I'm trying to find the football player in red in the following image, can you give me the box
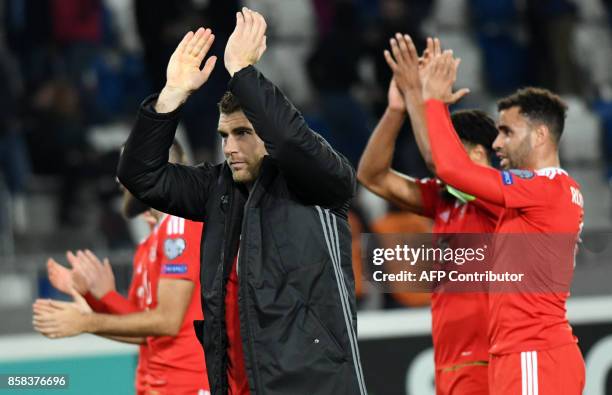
[35,142,210,395]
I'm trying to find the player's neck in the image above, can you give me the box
[150,209,163,221]
[532,152,561,171]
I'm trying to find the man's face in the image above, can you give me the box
[493,106,534,170]
[218,110,267,184]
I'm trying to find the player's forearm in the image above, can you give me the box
[425,100,504,204]
[155,86,190,114]
[404,92,434,172]
[97,334,146,345]
[357,108,405,189]
[425,100,474,180]
[83,311,180,337]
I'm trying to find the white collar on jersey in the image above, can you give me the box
[534,167,568,179]
[153,213,169,233]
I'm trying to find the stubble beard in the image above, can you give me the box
[508,136,533,169]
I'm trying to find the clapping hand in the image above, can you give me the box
[224,7,268,77]
[156,27,217,113]
[421,49,469,105]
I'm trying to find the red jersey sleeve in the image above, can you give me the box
[497,169,552,209]
[417,178,442,218]
[158,217,203,282]
[84,292,109,313]
[425,100,506,206]
[100,290,141,314]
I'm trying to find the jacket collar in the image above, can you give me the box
[247,157,277,207]
[221,156,278,208]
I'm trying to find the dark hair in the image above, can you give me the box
[497,87,568,142]
[218,91,242,115]
[451,109,497,154]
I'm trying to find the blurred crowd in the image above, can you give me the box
[2,0,612,308]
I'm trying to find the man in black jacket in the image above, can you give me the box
[117,7,366,395]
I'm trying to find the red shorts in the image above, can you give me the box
[136,373,147,395]
[141,388,209,395]
[489,343,585,395]
[142,384,209,395]
[435,364,488,395]
[143,371,209,395]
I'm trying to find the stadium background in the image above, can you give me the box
[0,0,611,394]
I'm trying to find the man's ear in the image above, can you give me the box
[255,133,268,156]
[470,144,488,165]
[533,124,549,147]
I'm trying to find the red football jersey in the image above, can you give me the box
[141,215,209,392]
[419,179,500,369]
[129,236,154,393]
[97,234,156,394]
[225,252,250,394]
[489,168,583,355]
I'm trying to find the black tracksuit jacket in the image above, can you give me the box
[117,66,367,395]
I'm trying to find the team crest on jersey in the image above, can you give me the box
[509,169,535,179]
[164,238,186,259]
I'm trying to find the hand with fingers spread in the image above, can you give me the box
[71,250,116,299]
[156,27,217,113]
[47,258,74,295]
[385,36,441,113]
[33,294,91,339]
[224,7,267,77]
[384,34,422,99]
[421,50,470,105]
[47,255,88,295]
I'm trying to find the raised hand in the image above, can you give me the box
[421,50,470,105]
[419,37,442,79]
[46,258,73,295]
[70,250,116,299]
[224,7,267,77]
[156,27,217,113]
[166,27,217,93]
[384,34,422,98]
[47,255,88,295]
[65,251,90,293]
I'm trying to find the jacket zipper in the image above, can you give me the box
[239,174,263,393]
[219,188,234,392]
